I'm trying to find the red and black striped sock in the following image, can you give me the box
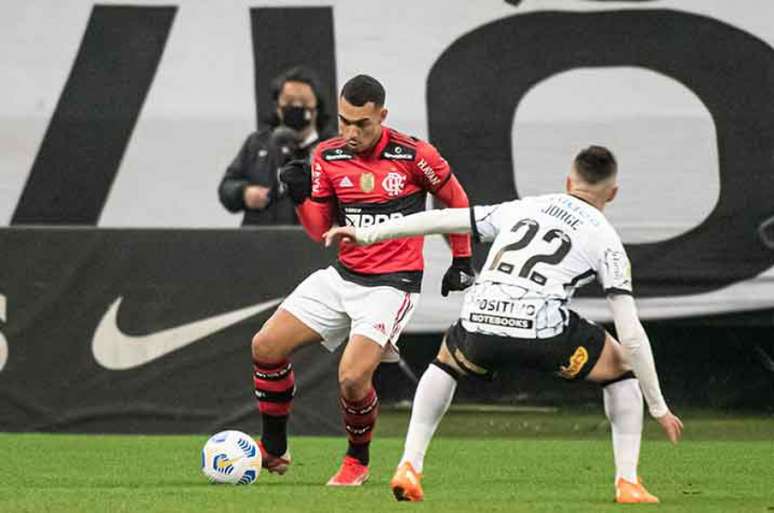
[340,387,378,466]
[253,359,295,457]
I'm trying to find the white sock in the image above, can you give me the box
[399,363,457,473]
[603,378,643,484]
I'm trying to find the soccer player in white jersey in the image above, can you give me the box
[323,146,684,503]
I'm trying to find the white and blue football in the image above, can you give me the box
[201,430,262,485]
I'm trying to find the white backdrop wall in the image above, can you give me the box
[2,0,774,327]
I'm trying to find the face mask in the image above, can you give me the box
[280,105,312,130]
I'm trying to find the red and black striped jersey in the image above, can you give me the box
[310,126,457,292]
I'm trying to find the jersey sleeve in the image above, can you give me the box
[310,152,334,201]
[596,229,634,296]
[469,200,518,243]
[412,141,452,193]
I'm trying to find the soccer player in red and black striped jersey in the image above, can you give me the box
[250,75,474,485]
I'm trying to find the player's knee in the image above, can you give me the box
[436,341,455,365]
[251,329,283,363]
[436,340,466,376]
[338,369,372,401]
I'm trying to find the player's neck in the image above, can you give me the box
[568,191,606,212]
[358,126,384,155]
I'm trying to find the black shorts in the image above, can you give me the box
[444,310,606,381]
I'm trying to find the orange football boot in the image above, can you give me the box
[390,462,424,502]
[615,477,660,504]
[326,456,369,486]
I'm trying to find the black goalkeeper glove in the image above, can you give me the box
[441,256,476,297]
[278,159,311,205]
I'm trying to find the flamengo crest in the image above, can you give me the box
[382,172,407,197]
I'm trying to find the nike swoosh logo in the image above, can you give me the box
[0,294,7,373]
[92,297,283,370]
[0,335,7,373]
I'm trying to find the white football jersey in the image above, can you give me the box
[460,193,632,339]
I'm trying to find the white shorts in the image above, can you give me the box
[280,266,420,361]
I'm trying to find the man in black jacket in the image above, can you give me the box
[219,66,334,225]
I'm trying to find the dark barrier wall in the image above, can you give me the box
[384,328,774,413]
[0,227,343,434]
[2,227,773,435]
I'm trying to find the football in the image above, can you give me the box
[201,430,262,485]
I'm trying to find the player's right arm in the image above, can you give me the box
[296,199,335,243]
[322,202,515,246]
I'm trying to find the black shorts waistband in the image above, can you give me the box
[333,261,422,293]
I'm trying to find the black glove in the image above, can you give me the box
[278,159,311,205]
[441,256,476,297]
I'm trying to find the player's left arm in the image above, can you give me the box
[415,143,472,258]
[600,240,683,442]
[415,142,475,296]
[608,294,683,443]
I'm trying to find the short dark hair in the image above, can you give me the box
[268,65,331,132]
[340,74,385,107]
[573,145,617,184]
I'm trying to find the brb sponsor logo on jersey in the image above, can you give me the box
[343,208,403,228]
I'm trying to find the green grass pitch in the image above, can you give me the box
[0,411,772,513]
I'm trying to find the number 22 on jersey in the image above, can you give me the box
[488,218,572,286]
